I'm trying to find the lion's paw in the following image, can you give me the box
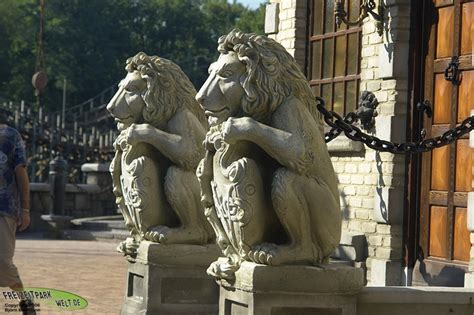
[248,243,317,266]
[247,242,277,265]
[144,226,208,244]
[143,226,170,243]
[117,237,139,258]
[207,260,238,282]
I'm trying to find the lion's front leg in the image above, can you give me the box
[220,116,307,173]
[125,123,160,146]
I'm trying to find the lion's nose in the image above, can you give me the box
[195,90,206,105]
[107,87,124,113]
[106,100,114,112]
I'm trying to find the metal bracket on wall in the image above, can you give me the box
[334,0,384,36]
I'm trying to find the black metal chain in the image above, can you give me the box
[316,97,474,154]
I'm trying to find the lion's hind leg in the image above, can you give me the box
[248,168,321,266]
[149,166,210,244]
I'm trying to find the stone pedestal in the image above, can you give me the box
[121,241,221,315]
[218,260,364,315]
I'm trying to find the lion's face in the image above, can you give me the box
[107,71,147,131]
[196,52,246,126]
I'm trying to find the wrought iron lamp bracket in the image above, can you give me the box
[335,0,384,36]
[444,56,461,85]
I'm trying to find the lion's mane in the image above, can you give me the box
[217,29,318,123]
[125,52,206,128]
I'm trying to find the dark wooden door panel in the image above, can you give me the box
[416,0,474,287]
[461,2,474,55]
[429,206,448,258]
[457,70,474,121]
[455,139,472,191]
[431,146,450,190]
[436,6,455,58]
[453,207,470,261]
[433,74,452,123]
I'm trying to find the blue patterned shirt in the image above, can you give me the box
[0,126,26,218]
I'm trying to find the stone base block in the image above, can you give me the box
[369,258,402,286]
[121,241,221,315]
[464,272,474,288]
[218,260,364,315]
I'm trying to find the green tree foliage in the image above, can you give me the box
[0,0,264,110]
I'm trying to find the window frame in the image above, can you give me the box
[306,0,363,116]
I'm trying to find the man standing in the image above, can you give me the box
[0,109,34,314]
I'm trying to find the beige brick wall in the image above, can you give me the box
[355,0,411,285]
[267,0,307,69]
[267,0,412,286]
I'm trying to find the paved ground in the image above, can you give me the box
[1,234,127,315]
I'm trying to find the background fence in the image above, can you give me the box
[1,84,118,183]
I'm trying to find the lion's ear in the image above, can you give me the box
[141,73,152,81]
[161,79,172,89]
[260,55,278,75]
[240,49,259,64]
[156,72,172,89]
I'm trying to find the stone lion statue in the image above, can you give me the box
[108,52,213,256]
[196,29,341,281]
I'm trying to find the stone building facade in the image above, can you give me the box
[265,0,474,287]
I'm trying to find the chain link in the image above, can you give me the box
[316,97,474,154]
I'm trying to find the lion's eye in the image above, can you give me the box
[218,70,233,78]
[125,85,140,94]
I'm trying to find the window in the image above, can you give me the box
[307,0,362,116]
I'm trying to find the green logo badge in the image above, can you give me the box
[2,288,88,312]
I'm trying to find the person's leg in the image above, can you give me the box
[10,281,23,290]
[0,216,29,313]
[0,215,22,289]
[0,216,35,314]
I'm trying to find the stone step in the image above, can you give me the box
[62,228,129,242]
[63,215,129,242]
[71,215,126,231]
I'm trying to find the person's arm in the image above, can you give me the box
[12,129,30,231]
[16,165,30,231]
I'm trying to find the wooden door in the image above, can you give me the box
[415,0,474,286]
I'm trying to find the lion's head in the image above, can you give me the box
[107,52,206,130]
[196,29,317,124]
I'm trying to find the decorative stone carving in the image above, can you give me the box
[196,29,341,281]
[108,52,213,256]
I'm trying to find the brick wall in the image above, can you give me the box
[267,0,412,285]
[266,0,308,69]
